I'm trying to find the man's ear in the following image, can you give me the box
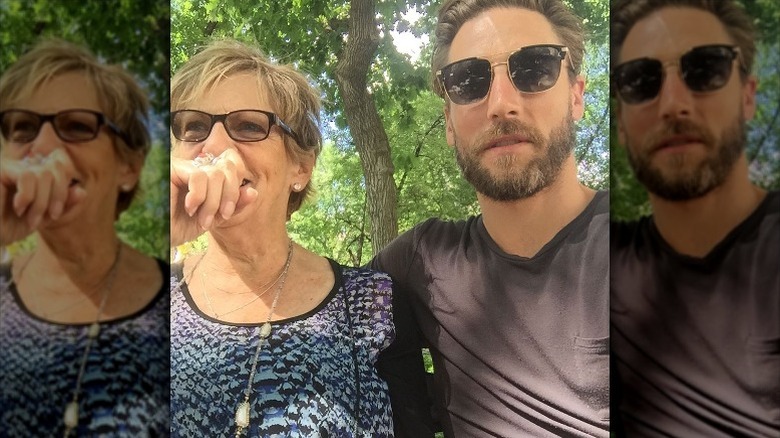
[742,75,757,121]
[444,104,455,147]
[570,75,586,121]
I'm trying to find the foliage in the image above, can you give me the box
[172,0,611,265]
[0,0,170,260]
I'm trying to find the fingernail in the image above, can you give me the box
[50,201,64,219]
[202,215,213,229]
[221,201,236,219]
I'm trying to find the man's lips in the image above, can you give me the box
[484,135,531,151]
[655,135,705,151]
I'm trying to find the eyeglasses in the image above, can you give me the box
[0,109,130,145]
[171,109,301,144]
[437,44,569,105]
[612,45,743,105]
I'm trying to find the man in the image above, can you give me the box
[610,0,780,436]
[371,0,609,436]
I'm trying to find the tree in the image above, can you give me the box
[172,0,611,265]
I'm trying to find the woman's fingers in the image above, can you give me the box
[172,150,248,228]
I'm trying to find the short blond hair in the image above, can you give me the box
[171,40,322,217]
[0,39,151,215]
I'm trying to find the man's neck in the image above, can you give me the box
[650,159,766,258]
[479,158,596,258]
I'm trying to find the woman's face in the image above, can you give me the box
[172,73,310,227]
[1,71,139,227]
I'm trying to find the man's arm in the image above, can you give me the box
[371,227,437,437]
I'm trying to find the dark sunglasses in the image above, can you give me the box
[0,109,130,145]
[437,44,569,105]
[171,109,300,145]
[612,45,743,105]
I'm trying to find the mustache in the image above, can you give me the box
[474,120,544,150]
[645,118,716,151]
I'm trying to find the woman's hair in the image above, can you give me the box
[0,39,151,215]
[171,39,323,217]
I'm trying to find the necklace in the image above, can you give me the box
[199,241,294,319]
[234,241,294,437]
[62,243,123,437]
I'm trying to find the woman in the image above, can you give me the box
[0,40,169,436]
[170,40,432,437]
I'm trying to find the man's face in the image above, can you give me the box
[616,7,757,201]
[443,7,585,201]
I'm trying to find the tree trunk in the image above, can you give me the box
[335,0,398,254]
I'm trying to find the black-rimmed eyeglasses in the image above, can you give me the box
[437,44,569,105]
[171,109,301,145]
[612,45,743,105]
[0,109,130,145]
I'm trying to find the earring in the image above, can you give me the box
[292,183,302,192]
[121,184,134,192]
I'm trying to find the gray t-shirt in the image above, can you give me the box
[611,191,780,437]
[371,191,610,437]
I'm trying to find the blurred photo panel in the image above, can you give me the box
[0,0,171,435]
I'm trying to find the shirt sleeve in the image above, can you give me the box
[370,228,437,437]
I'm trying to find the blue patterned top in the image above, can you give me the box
[170,259,396,437]
[0,260,171,437]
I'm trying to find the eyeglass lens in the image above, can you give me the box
[0,110,104,143]
[440,45,567,105]
[172,110,275,142]
[613,45,737,104]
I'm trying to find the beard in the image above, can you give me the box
[625,115,745,201]
[453,114,576,201]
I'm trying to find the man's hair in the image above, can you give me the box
[0,39,151,216]
[431,0,585,98]
[611,0,756,78]
[171,39,322,217]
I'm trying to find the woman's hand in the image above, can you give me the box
[170,149,258,246]
[0,150,85,246]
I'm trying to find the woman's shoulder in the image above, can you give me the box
[330,260,393,291]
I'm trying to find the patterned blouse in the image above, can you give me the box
[170,258,395,437]
[0,260,171,437]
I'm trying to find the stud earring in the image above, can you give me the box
[292,183,302,192]
[120,184,134,192]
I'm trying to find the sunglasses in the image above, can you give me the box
[437,44,569,105]
[612,45,743,105]
[0,109,130,145]
[171,109,300,145]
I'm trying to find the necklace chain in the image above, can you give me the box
[62,243,123,437]
[198,241,293,319]
[234,241,293,436]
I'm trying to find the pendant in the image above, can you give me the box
[235,401,250,428]
[259,322,272,339]
[64,401,79,428]
[87,322,100,339]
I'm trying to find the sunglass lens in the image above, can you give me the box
[509,46,564,93]
[681,46,734,92]
[614,59,664,104]
[441,58,492,105]
[173,111,211,142]
[55,111,100,142]
[1,111,40,143]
